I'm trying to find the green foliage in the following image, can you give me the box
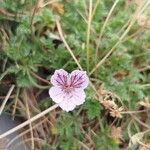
[38,97,52,110]
[0,0,149,149]
[55,113,81,150]
[84,98,101,120]
[95,132,119,150]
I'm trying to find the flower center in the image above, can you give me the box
[63,86,74,94]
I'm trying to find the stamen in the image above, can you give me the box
[63,86,74,94]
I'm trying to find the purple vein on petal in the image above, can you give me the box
[70,74,78,86]
[57,73,67,85]
[73,81,85,88]
[63,75,67,85]
[71,74,85,87]
[56,79,64,86]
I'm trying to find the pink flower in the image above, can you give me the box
[49,69,89,112]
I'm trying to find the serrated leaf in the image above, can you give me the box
[84,99,101,120]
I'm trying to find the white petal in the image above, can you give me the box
[71,89,86,106]
[69,70,89,89]
[49,86,64,103]
[51,69,68,87]
[59,99,76,112]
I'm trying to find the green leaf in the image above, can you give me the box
[84,99,101,120]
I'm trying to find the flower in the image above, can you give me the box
[49,69,89,112]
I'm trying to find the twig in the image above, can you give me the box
[91,0,100,18]
[0,8,15,17]
[121,109,149,114]
[76,139,91,150]
[90,1,149,75]
[0,104,58,139]
[142,84,150,88]
[56,18,83,70]
[31,71,50,85]
[27,70,50,89]
[0,85,15,115]
[7,118,47,149]
[30,0,41,39]
[86,0,93,71]
[95,0,120,65]
[132,115,150,129]
[41,0,60,8]
[24,90,35,150]
[14,138,51,149]
[12,88,20,120]
[0,95,15,99]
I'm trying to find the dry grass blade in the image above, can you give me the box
[14,137,51,149]
[91,0,100,18]
[0,104,58,139]
[0,84,15,115]
[56,18,83,70]
[12,88,20,120]
[86,0,93,71]
[41,0,60,8]
[31,71,50,85]
[76,139,91,150]
[95,0,120,65]
[7,118,47,149]
[0,8,14,17]
[90,0,150,75]
[24,91,35,150]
